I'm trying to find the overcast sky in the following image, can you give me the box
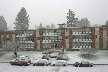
[0,0,108,29]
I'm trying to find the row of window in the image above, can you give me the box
[72,42,91,46]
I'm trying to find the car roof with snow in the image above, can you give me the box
[19,55,29,57]
[55,60,67,62]
[81,61,89,64]
[38,59,48,63]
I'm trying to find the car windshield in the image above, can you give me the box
[38,60,47,63]
[81,61,89,64]
[56,61,65,64]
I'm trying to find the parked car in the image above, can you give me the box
[42,54,50,60]
[74,61,93,67]
[42,50,52,54]
[51,60,67,66]
[33,59,49,66]
[49,52,59,58]
[10,55,31,66]
[57,54,68,61]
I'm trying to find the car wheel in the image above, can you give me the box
[90,65,93,67]
[10,62,12,65]
[46,64,48,66]
[33,64,35,66]
[53,64,55,66]
[20,64,23,66]
[63,64,65,66]
[24,64,28,66]
[75,65,78,67]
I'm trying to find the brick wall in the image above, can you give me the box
[91,28,95,48]
[99,27,103,48]
[69,29,72,48]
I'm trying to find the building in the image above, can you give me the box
[0,25,108,50]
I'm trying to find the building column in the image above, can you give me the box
[99,27,103,49]
[39,29,43,49]
[107,28,108,48]
[62,28,66,48]
[0,33,1,47]
[91,28,95,48]
[15,31,18,42]
[69,29,72,48]
[9,31,12,42]
[34,30,37,49]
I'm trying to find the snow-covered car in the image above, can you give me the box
[18,55,31,63]
[51,60,67,66]
[10,55,31,66]
[57,54,68,61]
[74,61,93,67]
[10,58,30,66]
[33,59,49,66]
[49,52,59,58]
[42,54,50,60]
[42,50,52,54]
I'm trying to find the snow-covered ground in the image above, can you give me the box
[67,50,108,64]
[0,50,108,64]
[0,50,108,72]
[0,63,108,72]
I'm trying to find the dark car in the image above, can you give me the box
[33,59,49,66]
[42,54,50,60]
[74,61,93,67]
[57,54,68,61]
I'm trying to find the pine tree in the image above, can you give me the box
[105,21,108,26]
[14,7,30,30]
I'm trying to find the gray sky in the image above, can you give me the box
[0,0,108,29]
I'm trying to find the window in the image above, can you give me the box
[36,37,40,40]
[65,36,69,39]
[95,35,97,38]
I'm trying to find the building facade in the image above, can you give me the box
[0,26,108,50]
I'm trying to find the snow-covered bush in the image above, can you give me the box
[80,48,98,59]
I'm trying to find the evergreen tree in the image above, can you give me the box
[74,18,90,27]
[51,23,55,28]
[105,20,108,26]
[14,7,30,30]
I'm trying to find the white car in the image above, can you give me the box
[51,60,67,66]
[49,52,59,58]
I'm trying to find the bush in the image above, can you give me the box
[80,54,98,60]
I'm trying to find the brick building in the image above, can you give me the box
[0,25,108,50]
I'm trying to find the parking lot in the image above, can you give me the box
[0,50,108,72]
[0,63,108,72]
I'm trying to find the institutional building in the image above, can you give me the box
[0,24,108,50]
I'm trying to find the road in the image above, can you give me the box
[0,63,108,72]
